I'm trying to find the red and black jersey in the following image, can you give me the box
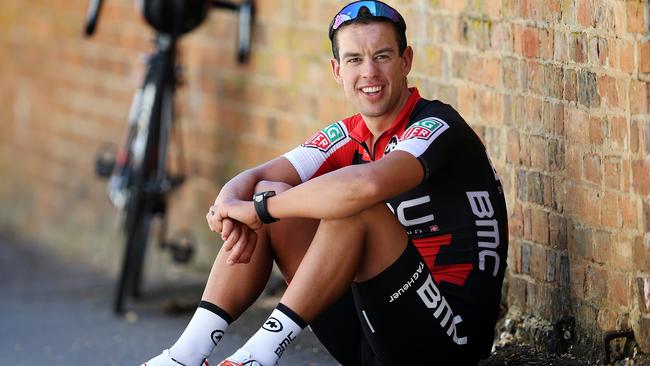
[283,88,508,354]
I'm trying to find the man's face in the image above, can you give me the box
[331,22,413,122]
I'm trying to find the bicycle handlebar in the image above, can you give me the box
[84,0,104,37]
[83,0,253,63]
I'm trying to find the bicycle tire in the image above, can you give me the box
[113,190,153,313]
[113,53,175,314]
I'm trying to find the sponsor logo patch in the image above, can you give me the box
[303,122,346,152]
[262,317,283,332]
[384,135,399,155]
[401,117,448,141]
[211,330,224,346]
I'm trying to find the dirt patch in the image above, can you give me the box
[479,344,650,366]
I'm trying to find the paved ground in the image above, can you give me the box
[4,236,645,366]
[0,238,336,366]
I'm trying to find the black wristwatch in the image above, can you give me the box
[253,191,279,224]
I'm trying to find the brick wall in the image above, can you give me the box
[0,0,648,355]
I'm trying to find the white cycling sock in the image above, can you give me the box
[236,303,306,366]
[169,301,232,366]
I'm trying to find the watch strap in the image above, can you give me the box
[253,191,278,224]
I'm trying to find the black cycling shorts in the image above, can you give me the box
[309,241,492,366]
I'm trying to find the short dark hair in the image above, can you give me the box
[330,9,408,62]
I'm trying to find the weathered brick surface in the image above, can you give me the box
[1,0,649,355]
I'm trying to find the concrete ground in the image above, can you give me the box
[4,236,639,366]
[0,237,336,366]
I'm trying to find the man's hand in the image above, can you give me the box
[206,199,263,265]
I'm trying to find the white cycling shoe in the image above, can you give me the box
[141,349,209,366]
[216,349,264,366]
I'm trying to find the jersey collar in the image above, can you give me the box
[349,87,422,143]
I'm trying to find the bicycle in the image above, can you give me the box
[87,0,254,314]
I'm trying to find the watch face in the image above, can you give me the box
[254,194,264,202]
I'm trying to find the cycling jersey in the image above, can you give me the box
[283,87,508,361]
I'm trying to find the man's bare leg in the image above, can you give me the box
[231,202,408,365]
[167,181,317,366]
[282,202,407,321]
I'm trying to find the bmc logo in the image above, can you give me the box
[303,122,346,152]
[401,117,447,141]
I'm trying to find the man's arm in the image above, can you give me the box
[215,156,302,204]
[207,156,300,256]
[266,151,423,220]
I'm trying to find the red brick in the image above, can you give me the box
[604,156,622,190]
[598,74,620,109]
[589,116,606,146]
[632,159,650,195]
[577,0,593,27]
[483,0,502,18]
[554,31,568,62]
[642,120,650,154]
[607,38,621,70]
[633,238,650,283]
[456,85,475,121]
[612,1,627,35]
[523,26,540,58]
[620,194,639,230]
[641,41,650,74]
[531,208,550,245]
[593,229,612,264]
[602,191,621,228]
[569,32,587,63]
[549,213,567,249]
[523,207,533,241]
[570,262,586,298]
[492,22,514,53]
[530,244,547,281]
[610,116,629,152]
[563,67,577,101]
[560,0,577,25]
[528,97,545,133]
[543,0,562,23]
[622,159,633,191]
[632,120,641,153]
[506,128,520,164]
[588,36,608,66]
[440,0,468,12]
[566,107,589,144]
[608,270,631,307]
[543,101,565,135]
[565,145,582,181]
[626,1,645,34]
[583,154,602,184]
[586,265,608,301]
[612,232,635,271]
[566,184,588,218]
[620,40,636,74]
[508,276,528,308]
[630,80,649,115]
[539,28,554,60]
[477,90,503,125]
[483,57,502,88]
[585,189,602,225]
[511,202,524,238]
[529,135,547,169]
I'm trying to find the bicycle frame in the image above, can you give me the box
[87,0,254,314]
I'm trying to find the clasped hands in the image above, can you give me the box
[206,198,263,265]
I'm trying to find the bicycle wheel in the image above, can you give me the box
[113,65,174,314]
[113,187,153,314]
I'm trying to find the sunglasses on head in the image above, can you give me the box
[328,1,406,40]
